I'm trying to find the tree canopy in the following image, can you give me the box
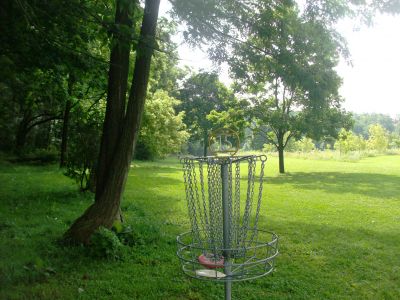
[1,0,399,244]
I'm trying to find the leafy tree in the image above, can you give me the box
[337,128,366,153]
[64,0,161,244]
[389,132,400,149]
[148,18,186,95]
[64,15,184,191]
[367,124,389,152]
[352,113,396,138]
[294,138,315,153]
[229,2,352,173]
[171,0,399,170]
[65,104,105,191]
[135,90,189,160]
[177,72,242,156]
[0,0,108,158]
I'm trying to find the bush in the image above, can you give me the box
[112,220,159,247]
[89,227,124,260]
[31,148,59,163]
[64,106,103,191]
[10,147,59,164]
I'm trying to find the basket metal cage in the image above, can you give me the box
[177,155,278,284]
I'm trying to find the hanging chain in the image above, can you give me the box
[249,157,266,242]
[181,155,267,257]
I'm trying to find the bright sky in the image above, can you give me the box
[336,15,400,117]
[160,2,400,117]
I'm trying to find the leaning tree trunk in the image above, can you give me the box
[63,0,160,244]
[95,0,133,198]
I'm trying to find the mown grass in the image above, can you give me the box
[0,155,399,299]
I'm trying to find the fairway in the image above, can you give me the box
[1,155,399,299]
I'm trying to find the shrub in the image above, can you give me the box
[10,147,59,164]
[64,106,102,191]
[89,227,124,260]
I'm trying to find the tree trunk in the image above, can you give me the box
[95,0,133,198]
[59,75,74,167]
[203,130,208,157]
[277,131,285,173]
[278,146,285,174]
[63,0,160,244]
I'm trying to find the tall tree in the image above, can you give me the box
[94,0,138,200]
[0,0,108,154]
[171,0,366,172]
[230,2,352,173]
[177,71,241,156]
[64,0,161,244]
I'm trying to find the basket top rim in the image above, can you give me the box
[179,155,267,164]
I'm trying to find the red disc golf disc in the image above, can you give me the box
[198,254,224,269]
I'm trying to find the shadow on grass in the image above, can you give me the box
[2,188,91,207]
[265,217,400,249]
[250,217,400,298]
[267,172,400,199]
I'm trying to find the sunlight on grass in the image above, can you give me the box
[0,155,399,299]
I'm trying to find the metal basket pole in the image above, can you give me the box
[221,161,231,300]
[177,155,278,295]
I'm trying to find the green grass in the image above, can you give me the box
[0,155,399,299]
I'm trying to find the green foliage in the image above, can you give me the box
[337,128,366,153]
[389,132,400,149]
[294,137,315,152]
[224,1,351,172]
[367,124,389,152]
[22,258,56,283]
[64,104,104,191]
[353,113,396,138]
[89,227,124,260]
[177,72,234,135]
[149,18,186,95]
[206,104,248,138]
[262,143,276,153]
[112,217,161,247]
[176,71,245,155]
[135,90,189,160]
[0,0,108,152]
[11,147,59,164]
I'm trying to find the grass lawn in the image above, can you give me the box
[0,155,399,299]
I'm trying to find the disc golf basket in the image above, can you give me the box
[177,129,279,299]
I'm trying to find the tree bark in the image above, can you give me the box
[64,0,160,244]
[278,146,285,174]
[95,0,133,198]
[59,75,75,167]
[277,132,285,174]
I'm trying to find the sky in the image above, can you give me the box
[159,2,400,117]
[336,15,400,117]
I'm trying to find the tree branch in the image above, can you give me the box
[27,114,63,131]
